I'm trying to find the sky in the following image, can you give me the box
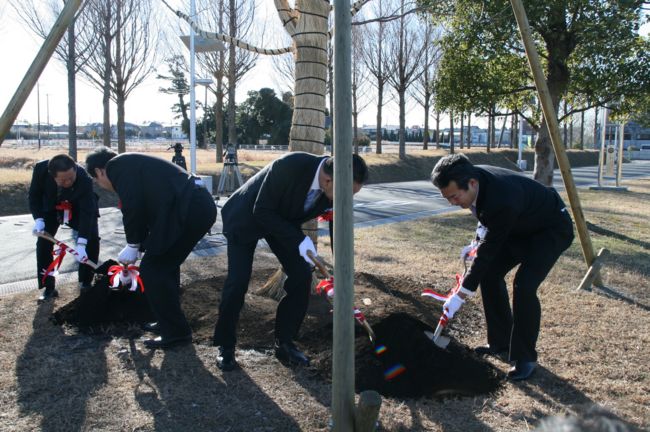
[0,0,406,129]
[0,2,648,130]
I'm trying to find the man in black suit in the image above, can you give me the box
[213,152,369,371]
[431,154,574,380]
[29,154,100,301]
[86,148,217,349]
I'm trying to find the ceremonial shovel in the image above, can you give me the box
[421,265,470,350]
[307,250,377,343]
[423,314,451,349]
[36,231,98,269]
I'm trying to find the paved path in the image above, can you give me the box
[2,160,649,295]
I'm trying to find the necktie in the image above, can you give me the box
[304,189,322,212]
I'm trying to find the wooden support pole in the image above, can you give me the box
[332,0,356,428]
[354,390,382,432]
[577,248,609,291]
[509,0,603,287]
[0,0,84,146]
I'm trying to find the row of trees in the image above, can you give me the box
[13,0,649,185]
[425,0,650,183]
[14,0,160,159]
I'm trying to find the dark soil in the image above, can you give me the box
[53,267,503,400]
[52,260,154,333]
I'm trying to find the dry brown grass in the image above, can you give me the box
[0,144,647,431]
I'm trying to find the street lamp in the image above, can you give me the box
[195,78,213,149]
[179,5,226,174]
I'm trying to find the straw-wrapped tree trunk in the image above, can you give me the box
[260,0,330,297]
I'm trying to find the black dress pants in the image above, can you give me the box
[479,215,574,362]
[36,216,100,290]
[138,188,216,340]
[213,235,312,348]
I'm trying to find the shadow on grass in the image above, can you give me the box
[16,300,109,431]
[515,366,643,431]
[587,221,650,251]
[129,341,302,431]
[586,285,650,312]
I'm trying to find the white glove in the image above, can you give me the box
[460,244,474,261]
[443,286,475,319]
[298,236,317,265]
[75,237,88,263]
[118,244,140,264]
[32,218,45,235]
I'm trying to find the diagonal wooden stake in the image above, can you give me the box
[0,0,83,145]
[509,0,604,289]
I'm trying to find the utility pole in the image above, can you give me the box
[47,93,50,141]
[37,82,41,150]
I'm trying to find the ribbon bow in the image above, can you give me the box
[55,201,73,225]
[107,264,145,293]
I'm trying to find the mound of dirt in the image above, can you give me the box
[53,268,503,400]
[53,260,154,331]
[354,313,502,398]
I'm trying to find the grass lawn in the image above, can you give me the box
[0,158,648,432]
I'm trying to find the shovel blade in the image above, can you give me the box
[424,331,451,349]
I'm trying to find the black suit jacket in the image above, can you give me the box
[463,165,572,291]
[106,153,205,255]
[28,159,99,239]
[221,152,331,247]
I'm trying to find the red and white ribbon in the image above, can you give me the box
[317,209,333,222]
[421,273,464,303]
[316,277,370,327]
[41,245,68,284]
[315,277,334,298]
[107,264,145,293]
[55,201,73,225]
[353,308,368,326]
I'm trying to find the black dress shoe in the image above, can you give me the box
[217,347,238,371]
[142,322,160,333]
[474,344,509,359]
[275,341,310,367]
[143,335,192,349]
[38,288,59,302]
[508,361,537,381]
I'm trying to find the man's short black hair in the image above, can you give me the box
[47,154,76,177]
[431,153,477,190]
[85,147,118,178]
[322,153,369,185]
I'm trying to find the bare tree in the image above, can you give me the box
[385,0,425,159]
[362,0,393,154]
[197,0,259,159]
[351,24,372,153]
[410,20,441,150]
[83,0,159,152]
[13,0,98,160]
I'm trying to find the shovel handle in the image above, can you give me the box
[306,250,378,344]
[306,250,331,279]
[36,231,99,269]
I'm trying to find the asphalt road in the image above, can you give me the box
[1,160,649,294]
